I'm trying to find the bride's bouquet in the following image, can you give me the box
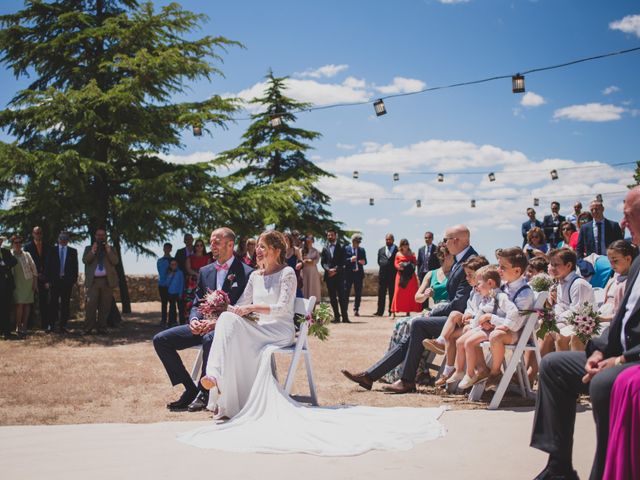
[198,289,230,322]
[567,302,601,344]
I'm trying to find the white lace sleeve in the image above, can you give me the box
[235,272,254,307]
[269,267,297,317]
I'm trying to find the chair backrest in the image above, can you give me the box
[517,290,549,347]
[292,296,317,346]
[593,287,606,307]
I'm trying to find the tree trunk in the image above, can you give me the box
[112,234,131,314]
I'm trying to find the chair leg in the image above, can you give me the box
[190,348,203,384]
[304,350,318,406]
[271,354,279,382]
[489,353,520,410]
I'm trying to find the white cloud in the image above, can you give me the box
[520,91,546,107]
[297,64,349,78]
[317,175,387,205]
[343,76,366,89]
[366,218,391,226]
[375,77,426,95]
[160,151,216,165]
[610,14,640,38]
[336,143,356,150]
[602,85,620,96]
[553,103,625,122]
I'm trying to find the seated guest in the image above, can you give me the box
[598,240,637,324]
[530,186,640,480]
[576,199,623,258]
[546,248,595,352]
[523,227,548,260]
[522,208,543,247]
[526,257,549,281]
[423,255,489,386]
[415,243,452,309]
[447,266,520,389]
[557,221,576,249]
[391,239,422,316]
[584,253,613,289]
[484,248,535,390]
[341,225,477,394]
[166,258,184,327]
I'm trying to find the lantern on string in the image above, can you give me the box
[471,199,476,208]
[512,74,525,94]
[550,169,559,180]
[369,198,374,206]
[393,173,400,181]
[269,115,283,128]
[596,194,603,202]
[437,173,444,183]
[373,99,387,116]
[192,125,202,137]
[353,171,359,179]
[488,172,496,182]
[416,199,422,208]
[533,198,540,207]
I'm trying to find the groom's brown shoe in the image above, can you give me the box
[341,369,373,390]
[382,379,416,394]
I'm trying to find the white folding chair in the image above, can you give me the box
[469,290,548,409]
[271,296,318,406]
[593,287,606,308]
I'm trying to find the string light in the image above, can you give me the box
[488,172,496,182]
[550,169,559,180]
[416,199,421,208]
[353,171,359,179]
[369,198,374,206]
[373,99,387,116]
[268,115,283,128]
[471,199,476,208]
[437,173,444,182]
[393,173,400,181]
[533,198,540,207]
[512,74,525,93]
[596,193,603,202]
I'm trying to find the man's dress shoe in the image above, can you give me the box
[341,370,373,390]
[167,389,198,411]
[382,379,416,394]
[187,392,209,412]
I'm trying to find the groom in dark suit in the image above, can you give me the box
[576,199,623,259]
[342,225,477,393]
[153,227,253,412]
[530,187,640,480]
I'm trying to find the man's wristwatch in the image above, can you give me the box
[615,355,626,366]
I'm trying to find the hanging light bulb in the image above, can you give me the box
[353,171,359,179]
[533,198,540,207]
[437,173,444,183]
[488,172,496,182]
[373,99,387,116]
[393,173,399,181]
[416,199,421,208]
[192,125,202,137]
[550,169,559,180]
[369,198,374,206]
[471,199,476,208]
[269,115,282,128]
[512,74,525,93]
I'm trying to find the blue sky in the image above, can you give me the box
[1,0,639,273]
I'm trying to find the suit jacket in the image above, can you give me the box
[576,218,624,258]
[321,242,346,280]
[82,245,119,289]
[44,245,79,286]
[24,240,48,275]
[0,247,18,293]
[430,246,478,318]
[343,245,367,278]
[417,244,440,275]
[175,246,191,273]
[189,257,254,321]
[543,214,566,247]
[521,219,543,246]
[587,255,640,363]
[377,244,397,280]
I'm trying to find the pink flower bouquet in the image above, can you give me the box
[197,289,230,321]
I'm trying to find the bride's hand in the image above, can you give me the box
[229,305,253,317]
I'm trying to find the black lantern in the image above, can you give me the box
[437,173,444,183]
[353,171,359,179]
[416,199,421,208]
[471,199,476,208]
[369,198,374,206]
[192,125,202,137]
[393,173,399,181]
[373,99,387,116]
[488,172,496,182]
[550,169,559,180]
[533,198,540,207]
[512,74,525,94]
[269,115,282,128]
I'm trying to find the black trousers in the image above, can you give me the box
[366,316,447,382]
[153,324,215,391]
[344,272,364,312]
[0,290,11,336]
[530,351,640,480]
[376,273,395,315]
[325,273,348,321]
[158,286,169,325]
[48,280,73,330]
[167,294,179,326]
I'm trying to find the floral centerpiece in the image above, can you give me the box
[197,289,230,321]
[567,301,601,344]
[295,302,333,341]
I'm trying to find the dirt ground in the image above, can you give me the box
[0,297,538,426]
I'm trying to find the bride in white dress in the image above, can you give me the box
[178,230,445,455]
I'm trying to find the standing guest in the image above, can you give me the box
[82,228,119,335]
[291,230,303,249]
[301,234,322,301]
[530,186,640,480]
[175,233,194,322]
[543,201,566,248]
[166,258,184,327]
[417,231,440,284]
[523,227,548,260]
[576,199,624,258]
[344,234,367,317]
[321,229,349,323]
[0,236,18,340]
[182,239,212,324]
[285,232,304,298]
[557,221,576,249]
[572,212,592,250]
[24,226,49,329]
[374,234,397,317]
[342,225,477,394]
[153,227,253,413]
[566,201,583,225]
[243,238,258,268]
[522,208,544,247]
[157,242,172,326]
[391,239,422,316]
[10,235,37,338]
[44,231,78,334]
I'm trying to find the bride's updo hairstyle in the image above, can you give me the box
[258,230,287,266]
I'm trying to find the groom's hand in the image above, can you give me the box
[189,319,203,335]
[200,319,216,335]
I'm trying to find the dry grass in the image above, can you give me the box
[0,297,537,426]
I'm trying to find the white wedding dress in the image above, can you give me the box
[177,266,446,455]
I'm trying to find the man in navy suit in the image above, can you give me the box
[342,225,477,393]
[375,233,397,316]
[44,231,79,333]
[530,188,640,480]
[344,234,367,317]
[576,199,623,258]
[543,201,566,248]
[321,229,350,323]
[417,231,440,284]
[522,208,544,247]
[153,227,253,412]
